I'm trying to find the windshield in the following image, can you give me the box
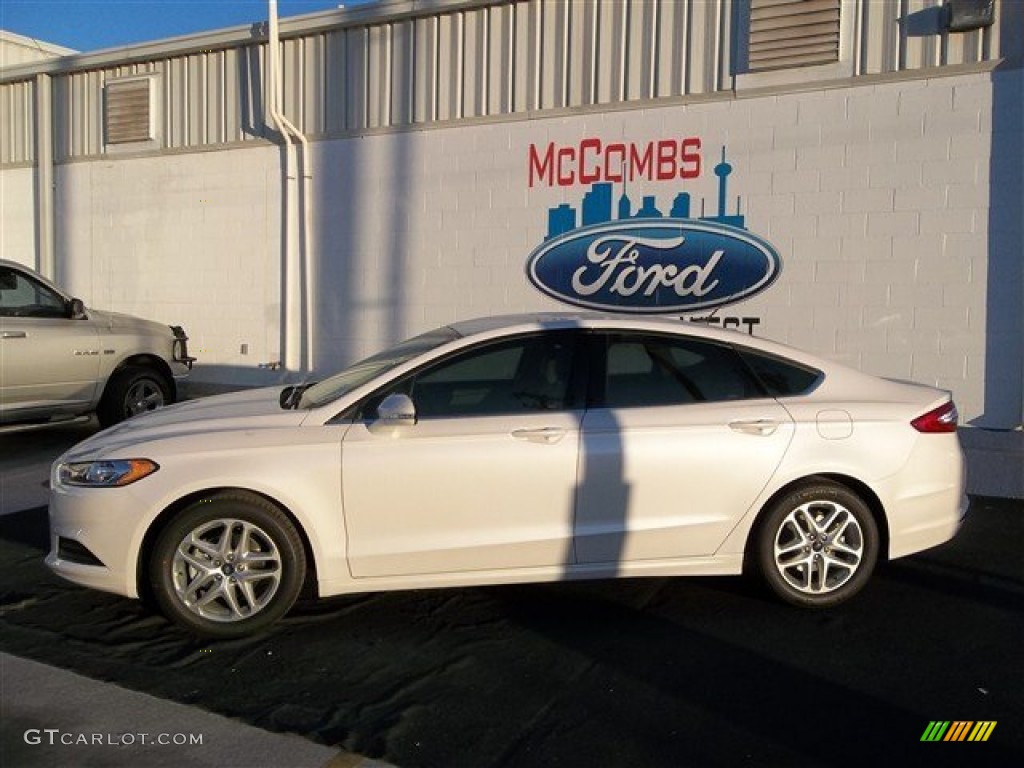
[298,326,461,409]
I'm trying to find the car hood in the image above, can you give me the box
[60,387,308,460]
[87,307,173,337]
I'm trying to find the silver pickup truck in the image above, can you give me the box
[0,259,194,430]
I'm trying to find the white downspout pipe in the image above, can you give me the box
[35,73,56,281]
[278,110,314,373]
[267,0,314,373]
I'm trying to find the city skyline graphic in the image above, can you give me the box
[545,146,746,240]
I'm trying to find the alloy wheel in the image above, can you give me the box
[772,500,865,595]
[171,518,283,622]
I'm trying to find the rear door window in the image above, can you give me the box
[735,348,822,397]
[597,333,762,408]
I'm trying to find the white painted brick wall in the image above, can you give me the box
[748,97,798,127]
[869,162,924,189]
[840,283,890,309]
[795,91,849,125]
[2,68,1013,425]
[797,145,846,170]
[750,147,797,173]
[862,352,913,380]
[947,182,990,209]
[894,186,946,210]
[794,190,842,216]
[814,261,866,284]
[895,136,950,163]
[867,211,920,237]
[923,157,980,186]
[52,148,283,374]
[792,236,841,261]
[898,85,954,116]
[843,188,894,212]
[846,140,898,167]
[820,211,871,238]
[0,168,36,268]
[773,123,821,151]
[772,169,820,194]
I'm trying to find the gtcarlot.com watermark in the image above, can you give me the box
[24,729,204,747]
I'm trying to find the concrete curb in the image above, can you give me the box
[0,653,393,768]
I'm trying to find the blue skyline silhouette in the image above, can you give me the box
[546,146,745,240]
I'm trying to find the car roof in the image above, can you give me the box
[452,311,757,343]
[450,312,698,337]
[445,312,837,372]
[441,313,947,404]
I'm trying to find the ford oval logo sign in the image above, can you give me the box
[526,220,782,314]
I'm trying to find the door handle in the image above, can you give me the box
[728,418,778,436]
[1,331,27,339]
[511,427,566,444]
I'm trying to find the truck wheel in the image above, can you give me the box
[98,366,172,426]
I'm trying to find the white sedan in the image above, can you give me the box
[48,314,966,638]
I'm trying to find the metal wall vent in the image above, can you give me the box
[748,0,842,72]
[105,78,154,145]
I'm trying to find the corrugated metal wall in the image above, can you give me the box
[0,31,75,68]
[0,77,34,164]
[282,0,733,134]
[0,0,1008,166]
[855,0,997,74]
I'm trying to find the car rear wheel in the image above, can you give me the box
[149,493,306,638]
[98,365,172,426]
[755,481,879,607]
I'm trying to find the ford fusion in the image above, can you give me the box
[48,314,966,638]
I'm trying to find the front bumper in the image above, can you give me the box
[170,325,196,370]
[46,483,149,599]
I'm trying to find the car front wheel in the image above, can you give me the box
[149,493,306,638]
[755,481,879,608]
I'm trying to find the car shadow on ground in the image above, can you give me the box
[0,506,48,550]
[1,498,1021,767]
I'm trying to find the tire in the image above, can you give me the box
[755,481,879,608]
[148,492,306,638]
[98,365,172,427]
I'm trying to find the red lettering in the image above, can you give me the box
[579,138,602,184]
[656,140,677,181]
[628,143,653,182]
[557,147,576,186]
[528,143,555,187]
[605,144,626,182]
[528,136,704,187]
[681,137,701,179]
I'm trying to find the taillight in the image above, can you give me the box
[911,401,959,433]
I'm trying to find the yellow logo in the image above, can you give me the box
[921,721,996,742]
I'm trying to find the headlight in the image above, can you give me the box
[58,459,159,487]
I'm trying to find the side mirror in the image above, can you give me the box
[376,393,416,426]
[68,298,86,319]
[369,393,417,435]
[279,385,297,409]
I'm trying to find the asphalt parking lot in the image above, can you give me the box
[1,422,1022,767]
